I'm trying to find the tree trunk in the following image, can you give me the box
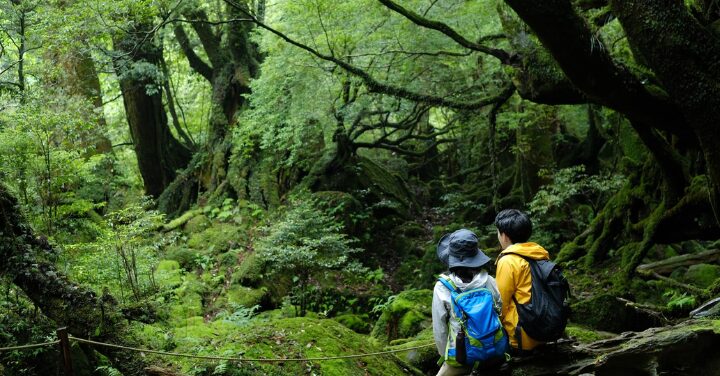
[159,3,260,216]
[113,24,192,198]
[610,0,720,217]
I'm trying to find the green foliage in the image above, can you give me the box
[0,93,110,237]
[529,165,625,248]
[215,303,260,327]
[0,280,56,375]
[64,200,167,303]
[664,290,696,312]
[256,195,364,315]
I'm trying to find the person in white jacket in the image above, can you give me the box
[432,229,502,376]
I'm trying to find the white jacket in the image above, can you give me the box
[431,271,502,356]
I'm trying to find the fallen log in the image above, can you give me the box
[508,318,720,375]
[636,249,720,275]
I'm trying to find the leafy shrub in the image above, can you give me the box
[529,166,624,248]
[256,196,364,316]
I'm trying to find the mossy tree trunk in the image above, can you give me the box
[158,2,260,216]
[113,22,192,199]
[498,0,720,280]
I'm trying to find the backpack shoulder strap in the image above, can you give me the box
[438,276,460,294]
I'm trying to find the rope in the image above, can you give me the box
[0,341,60,352]
[69,336,434,362]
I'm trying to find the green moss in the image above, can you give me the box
[183,213,211,233]
[387,326,437,373]
[164,246,197,270]
[137,317,410,375]
[187,222,241,252]
[227,286,268,308]
[684,264,720,288]
[333,314,372,334]
[565,324,615,343]
[232,251,265,287]
[155,260,182,288]
[371,289,432,343]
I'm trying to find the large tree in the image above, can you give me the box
[157,0,261,216]
[112,20,193,198]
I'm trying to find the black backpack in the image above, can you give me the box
[504,253,571,343]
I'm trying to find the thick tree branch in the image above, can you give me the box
[185,10,225,69]
[377,0,517,65]
[502,0,695,142]
[224,0,512,110]
[354,139,453,157]
[172,24,213,81]
[610,0,720,221]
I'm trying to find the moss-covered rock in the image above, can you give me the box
[164,246,197,270]
[227,286,269,308]
[187,222,242,252]
[371,289,432,343]
[565,324,616,343]
[333,313,372,334]
[183,213,211,233]
[684,263,720,288]
[232,251,265,287]
[387,327,438,375]
[168,275,208,326]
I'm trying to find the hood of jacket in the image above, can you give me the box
[440,270,492,292]
[499,242,549,261]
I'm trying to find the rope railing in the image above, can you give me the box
[1,327,434,375]
[0,340,60,352]
[69,335,435,362]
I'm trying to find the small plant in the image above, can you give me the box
[664,290,696,312]
[256,196,364,316]
[216,303,259,326]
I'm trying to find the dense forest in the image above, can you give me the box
[1,0,720,375]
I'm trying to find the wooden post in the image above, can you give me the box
[57,327,74,376]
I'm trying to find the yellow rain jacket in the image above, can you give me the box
[495,242,550,351]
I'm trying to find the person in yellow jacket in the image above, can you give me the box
[494,209,550,354]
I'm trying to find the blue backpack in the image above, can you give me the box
[438,277,509,368]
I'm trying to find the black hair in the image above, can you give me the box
[494,209,532,243]
[449,266,484,283]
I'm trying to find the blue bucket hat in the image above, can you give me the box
[436,229,491,268]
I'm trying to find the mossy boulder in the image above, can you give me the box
[187,222,242,252]
[371,289,432,343]
[387,327,438,375]
[168,275,208,325]
[684,263,720,288]
[227,286,269,308]
[333,313,372,334]
[164,246,197,270]
[183,213,211,233]
[232,251,265,287]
